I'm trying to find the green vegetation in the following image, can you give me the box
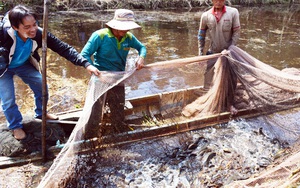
[0,0,293,13]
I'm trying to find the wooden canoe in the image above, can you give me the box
[1,85,300,168]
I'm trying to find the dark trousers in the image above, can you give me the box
[106,85,125,128]
[84,84,125,139]
[204,57,218,89]
[204,56,238,111]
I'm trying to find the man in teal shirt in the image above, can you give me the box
[81,9,146,133]
[81,9,146,71]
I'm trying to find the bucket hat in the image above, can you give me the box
[106,9,141,31]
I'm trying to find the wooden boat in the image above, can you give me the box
[46,85,266,144]
[2,51,300,168]
[2,83,300,169]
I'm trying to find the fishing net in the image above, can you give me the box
[182,45,300,117]
[38,70,135,187]
[38,46,300,187]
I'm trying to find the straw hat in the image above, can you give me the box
[106,9,141,31]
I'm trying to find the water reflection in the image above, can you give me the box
[48,7,299,76]
[240,8,300,68]
[48,8,299,98]
[1,7,299,118]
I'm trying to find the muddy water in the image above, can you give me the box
[0,7,298,110]
[47,7,300,98]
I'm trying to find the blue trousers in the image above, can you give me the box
[0,63,48,130]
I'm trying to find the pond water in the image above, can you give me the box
[46,6,300,97]
[0,6,299,119]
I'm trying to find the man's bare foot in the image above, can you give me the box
[36,113,59,120]
[12,128,26,140]
[46,113,59,120]
[230,105,238,115]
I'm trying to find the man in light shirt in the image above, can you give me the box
[198,0,240,114]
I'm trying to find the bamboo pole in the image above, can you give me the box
[41,0,51,162]
[144,53,222,68]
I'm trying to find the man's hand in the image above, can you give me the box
[86,65,101,76]
[221,49,229,55]
[135,57,145,70]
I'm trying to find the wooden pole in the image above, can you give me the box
[144,53,222,68]
[41,0,51,162]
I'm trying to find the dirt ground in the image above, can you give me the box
[0,160,53,188]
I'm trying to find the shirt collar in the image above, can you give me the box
[107,28,131,42]
[212,5,226,15]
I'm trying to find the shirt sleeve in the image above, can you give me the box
[46,29,90,68]
[81,31,102,65]
[129,34,147,58]
[231,9,241,46]
[198,12,208,54]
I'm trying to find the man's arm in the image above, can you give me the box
[231,9,241,45]
[129,33,147,70]
[198,13,208,56]
[45,29,100,75]
[46,29,90,67]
